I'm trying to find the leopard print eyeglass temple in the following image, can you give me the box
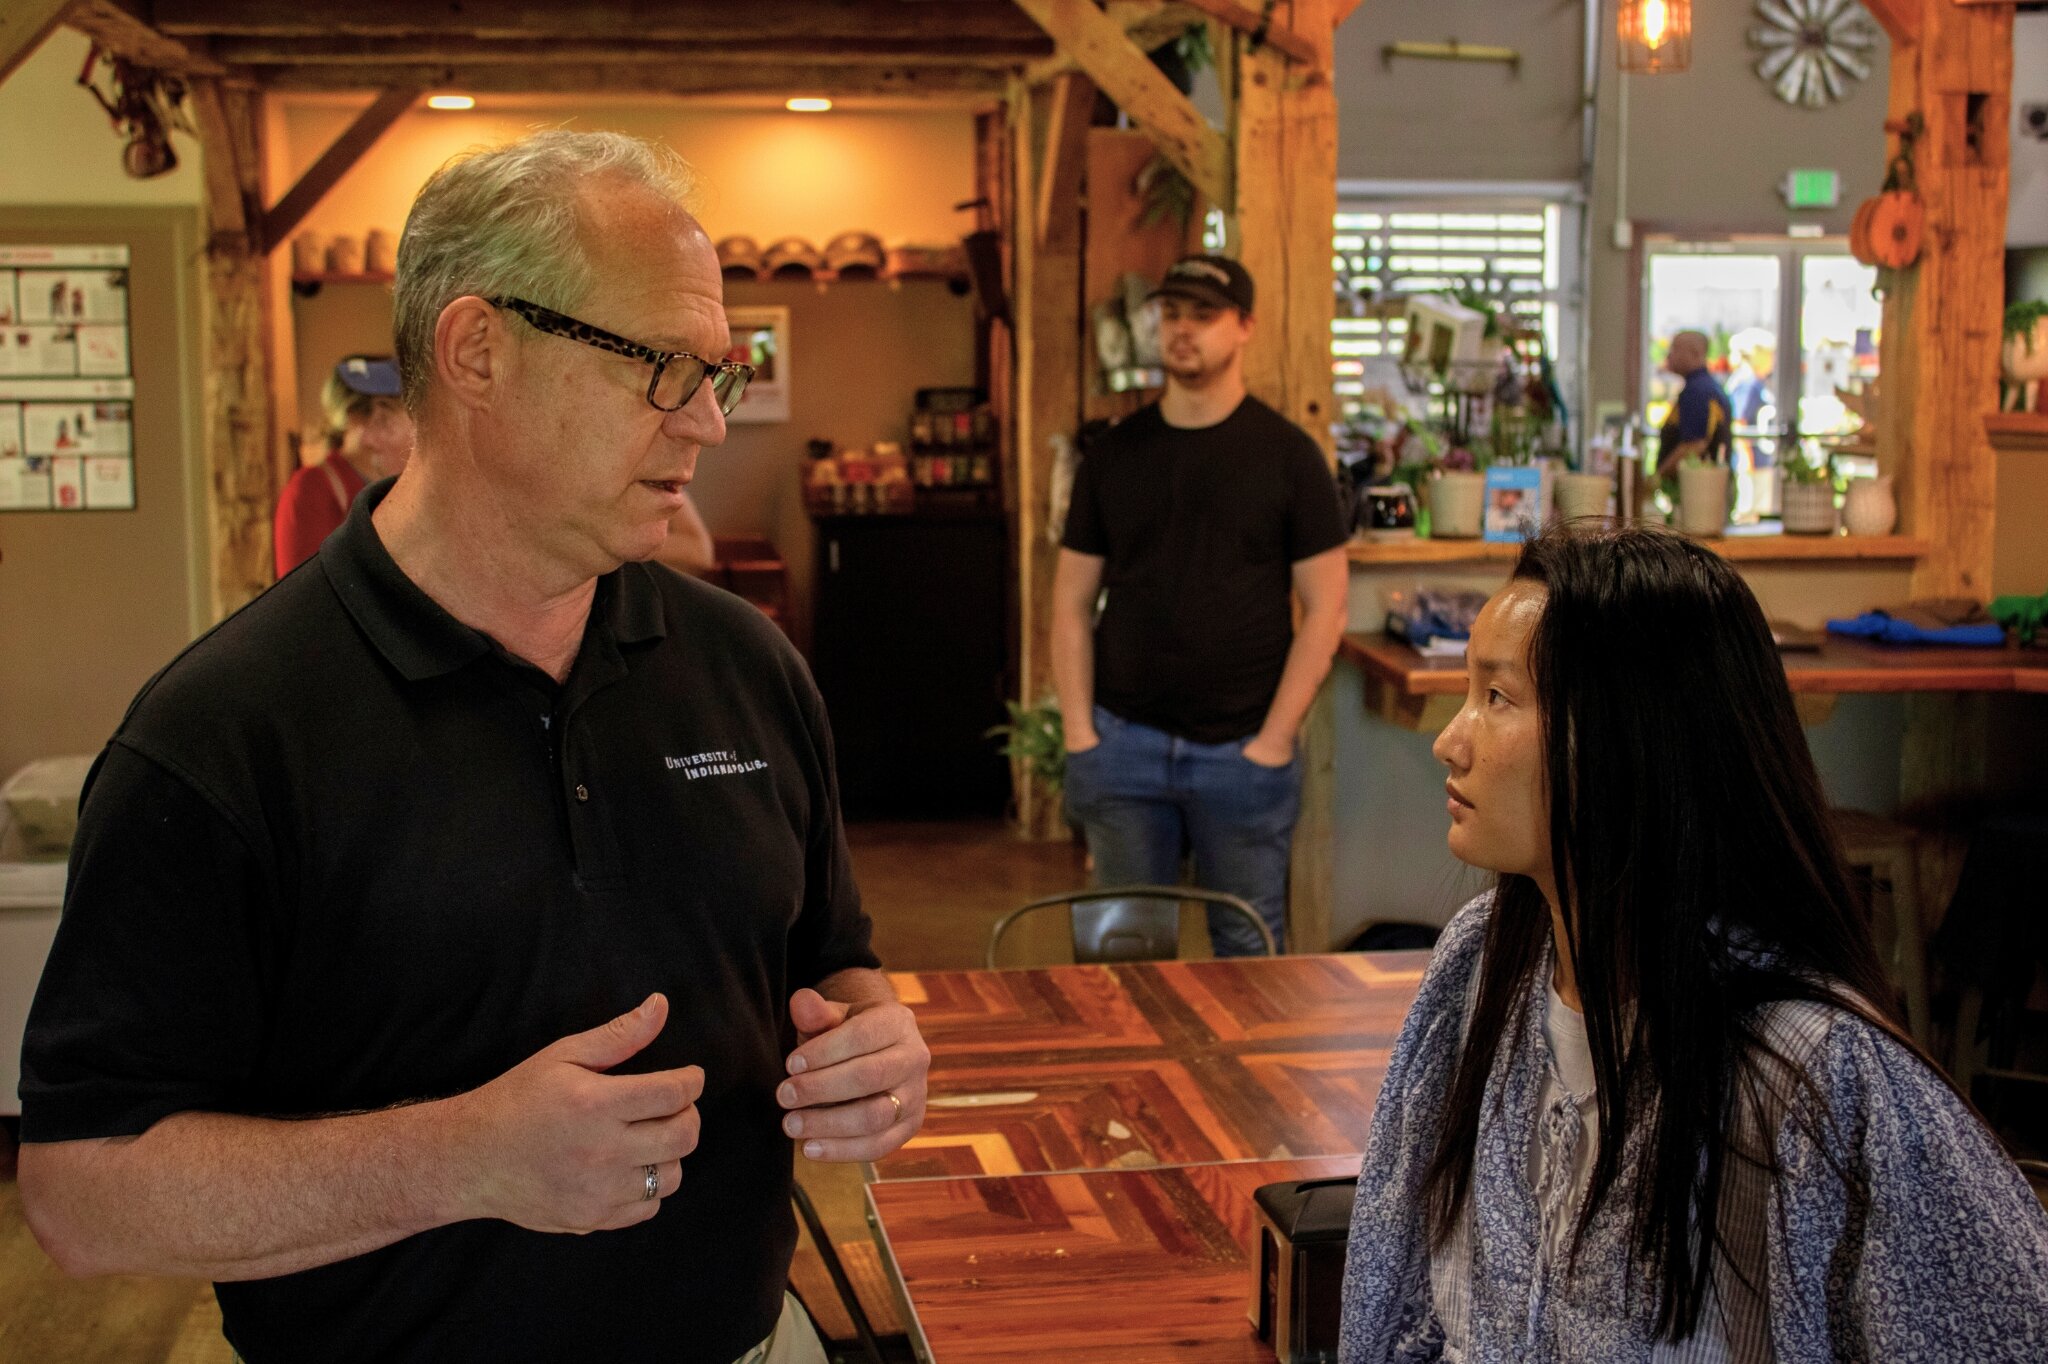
[489,296,756,416]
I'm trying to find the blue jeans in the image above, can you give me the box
[1062,706,1299,956]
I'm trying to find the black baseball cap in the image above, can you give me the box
[1147,255,1255,314]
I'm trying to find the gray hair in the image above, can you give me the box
[391,129,697,417]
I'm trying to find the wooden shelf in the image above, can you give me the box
[1344,538,1520,565]
[1986,411,2048,453]
[288,270,968,290]
[1346,532,1927,568]
[1712,534,1928,561]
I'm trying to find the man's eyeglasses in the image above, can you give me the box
[490,296,755,416]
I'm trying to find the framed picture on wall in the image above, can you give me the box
[725,305,789,423]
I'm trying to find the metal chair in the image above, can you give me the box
[790,1182,887,1364]
[985,884,1277,969]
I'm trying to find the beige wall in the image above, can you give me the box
[1334,0,1585,184]
[0,32,206,209]
[0,207,208,782]
[0,32,210,780]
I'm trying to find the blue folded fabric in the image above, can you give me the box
[1825,611,2007,647]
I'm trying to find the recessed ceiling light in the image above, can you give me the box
[786,98,833,113]
[427,95,476,111]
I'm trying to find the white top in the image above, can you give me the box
[1430,978,1738,1362]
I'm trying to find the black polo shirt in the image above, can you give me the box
[19,481,878,1364]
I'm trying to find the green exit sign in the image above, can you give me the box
[1781,169,1840,210]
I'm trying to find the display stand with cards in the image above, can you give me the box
[0,244,137,512]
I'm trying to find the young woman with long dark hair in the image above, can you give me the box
[1341,525,2048,1362]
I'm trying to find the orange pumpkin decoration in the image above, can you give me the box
[1866,189,1924,269]
[1849,196,1880,266]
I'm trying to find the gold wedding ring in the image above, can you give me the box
[886,1091,903,1123]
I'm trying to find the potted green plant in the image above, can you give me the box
[2002,299,2048,411]
[1426,445,1487,539]
[987,696,1071,838]
[1779,449,1838,535]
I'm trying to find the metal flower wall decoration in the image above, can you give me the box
[1748,0,1879,108]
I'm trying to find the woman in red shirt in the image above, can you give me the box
[274,355,415,577]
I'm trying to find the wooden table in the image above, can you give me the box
[863,953,1426,1361]
[869,1156,1359,1363]
[1342,631,2048,730]
[873,952,1428,1181]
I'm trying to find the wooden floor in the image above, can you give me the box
[0,820,1082,1364]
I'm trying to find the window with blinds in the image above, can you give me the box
[1331,201,1569,421]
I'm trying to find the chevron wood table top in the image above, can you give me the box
[868,1155,1362,1363]
[872,952,1429,1182]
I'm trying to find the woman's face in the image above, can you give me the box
[341,396,414,479]
[1432,580,1552,886]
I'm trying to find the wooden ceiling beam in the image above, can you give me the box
[66,0,223,74]
[1,0,74,89]
[246,61,1011,98]
[258,85,416,254]
[1012,0,1230,210]
[1859,0,1920,47]
[1023,2,1205,84]
[156,0,1047,43]
[206,35,1052,67]
[1172,0,1317,65]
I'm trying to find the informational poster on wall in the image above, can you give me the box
[0,245,136,511]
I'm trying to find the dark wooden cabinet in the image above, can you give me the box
[810,513,1011,819]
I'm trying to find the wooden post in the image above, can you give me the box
[1232,0,1339,951]
[1876,0,2012,604]
[190,78,279,620]
[1010,78,1087,840]
[1872,0,2014,933]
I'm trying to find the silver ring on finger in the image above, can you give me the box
[642,1163,660,1201]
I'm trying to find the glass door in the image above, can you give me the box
[1640,238,1879,523]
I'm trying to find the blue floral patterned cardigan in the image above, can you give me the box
[1341,896,2048,1364]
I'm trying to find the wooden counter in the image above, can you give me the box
[1342,631,2048,730]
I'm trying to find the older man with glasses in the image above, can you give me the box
[16,130,926,1364]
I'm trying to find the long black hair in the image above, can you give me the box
[1420,523,1933,1341]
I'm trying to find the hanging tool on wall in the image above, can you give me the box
[77,45,194,180]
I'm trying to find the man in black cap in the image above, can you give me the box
[1051,255,1350,955]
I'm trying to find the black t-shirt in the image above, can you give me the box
[1060,396,1348,743]
[19,483,877,1364]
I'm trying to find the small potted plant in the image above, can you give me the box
[1426,444,1487,539]
[987,696,1072,841]
[1779,449,1838,534]
[1675,455,1731,537]
[2002,299,2048,411]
